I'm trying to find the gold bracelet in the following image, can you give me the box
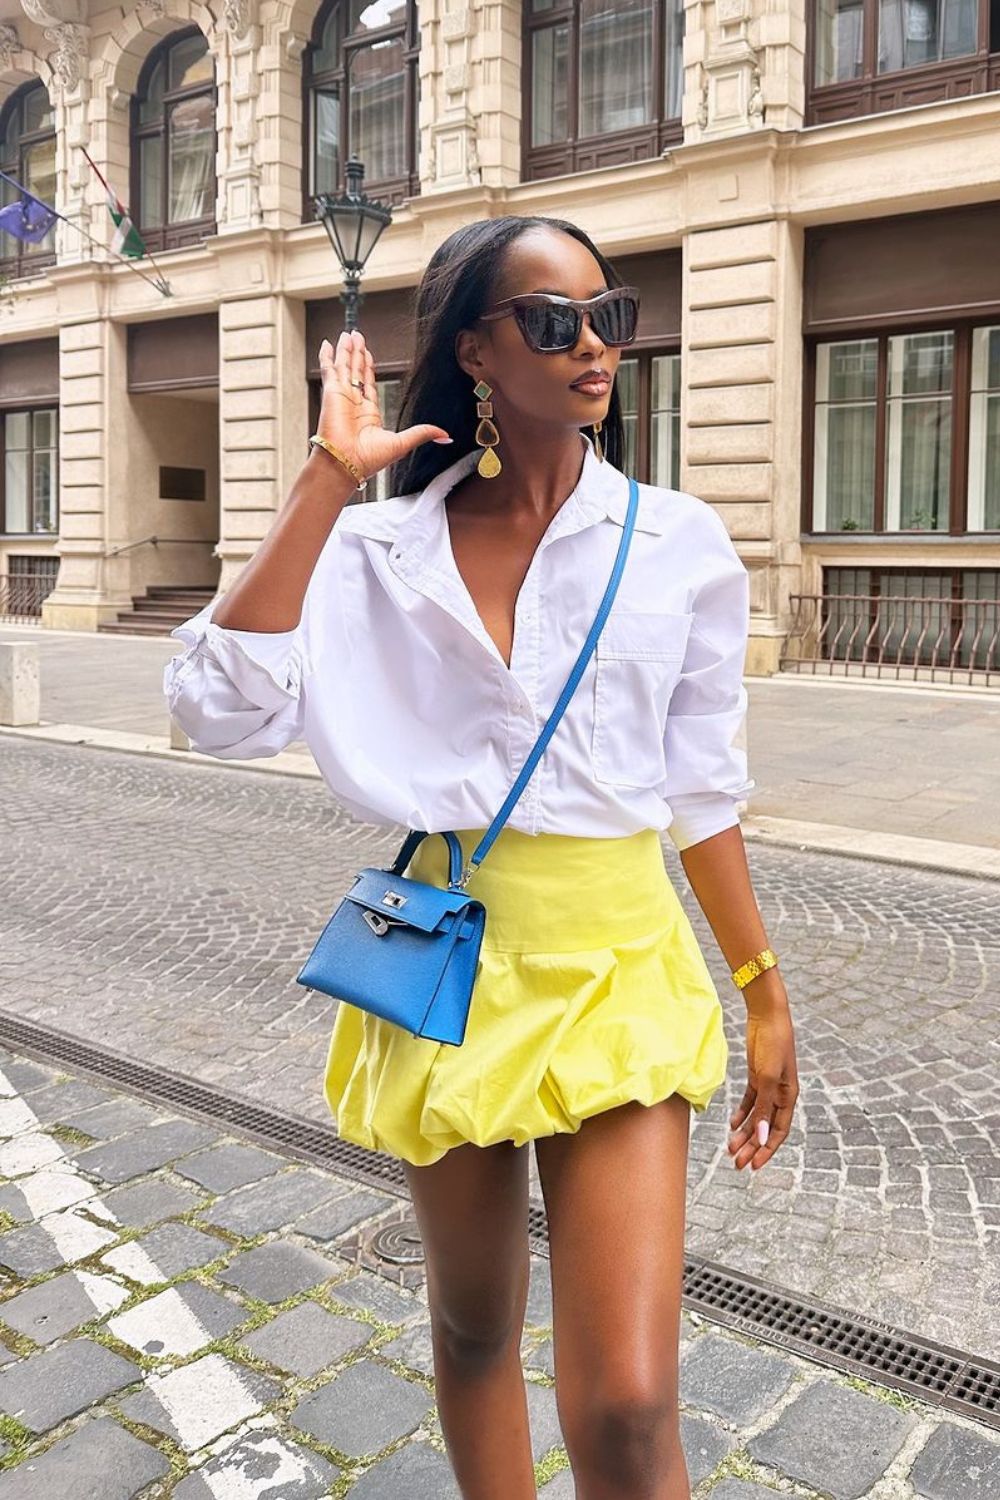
[731,947,780,990]
[308,434,368,492]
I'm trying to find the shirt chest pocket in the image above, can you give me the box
[591,610,694,789]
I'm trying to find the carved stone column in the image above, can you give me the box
[18,0,90,265]
[419,0,521,194]
[217,0,264,232]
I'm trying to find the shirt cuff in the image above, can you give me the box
[167,599,304,707]
[666,789,754,852]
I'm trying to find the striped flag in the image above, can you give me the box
[105,181,146,259]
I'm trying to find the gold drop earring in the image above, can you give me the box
[474,379,502,479]
[592,419,605,463]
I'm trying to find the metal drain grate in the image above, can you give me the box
[0,1010,997,1430]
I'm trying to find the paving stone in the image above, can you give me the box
[0,1186,30,1224]
[174,1143,284,1194]
[525,1337,554,1378]
[290,1360,433,1457]
[709,1483,788,1499]
[538,1470,575,1498]
[73,1120,220,1184]
[96,1176,204,1229]
[295,1188,396,1243]
[0,1416,170,1499]
[679,1332,796,1425]
[524,1255,553,1328]
[0,1268,128,1344]
[101,1221,229,1284]
[0,1337,141,1433]
[239,1301,371,1376]
[681,1411,739,1486]
[16,1081,114,1125]
[1,1167,95,1220]
[747,1377,918,1499]
[118,1352,280,1453]
[172,1428,339,1498]
[910,1420,1000,1500]
[381,1318,435,1377]
[346,1440,460,1499]
[199,1170,342,1236]
[62,1098,164,1141]
[217,1241,341,1304]
[0,1131,64,1178]
[108,1282,247,1358]
[0,1061,59,1096]
[0,1206,118,1277]
[328,1269,424,1326]
[525,1377,565,1460]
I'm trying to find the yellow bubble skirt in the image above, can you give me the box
[322,826,728,1168]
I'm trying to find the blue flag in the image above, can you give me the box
[0,189,58,244]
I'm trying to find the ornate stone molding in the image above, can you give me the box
[43,20,89,93]
[0,22,22,68]
[223,0,252,40]
[19,0,84,27]
[136,0,166,18]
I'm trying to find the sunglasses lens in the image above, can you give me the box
[520,302,580,351]
[592,293,638,345]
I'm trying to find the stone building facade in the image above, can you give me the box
[1,0,998,676]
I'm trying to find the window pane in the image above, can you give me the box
[168,95,215,222]
[959,570,1000,670]
[315,5,345,71]
[650,354,681,489]
[531,25,569,146]
[885,332,952,531]
[530,0,557,9]
[23,135,57,258]
[4,438,29,533]
[5,412,29,449]
[23,84,53,135]
[969,326,1000,531]
[617,358,639,478]
[0,172,20,259]
[32,449,56,533]
[168,33,213,91]
[815,0,865,83]
[312,90,341,194]
[664,0,685,117]
[351,0,405,28]
[887,328,952,397]
[32,409,55,448]
[822,567,873,661]
[350,38,405,181]
[140,135,164,227]
[813,340,877,530]
[139,58,165,125]
[2,99,20,158]
[580,0,654,138]
[878,0,977,71]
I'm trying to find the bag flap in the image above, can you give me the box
[344,868,477,935]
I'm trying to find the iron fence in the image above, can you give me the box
[782,591,1000,687]
[0,573,55,624]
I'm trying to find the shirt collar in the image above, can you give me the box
[335,430,671,546]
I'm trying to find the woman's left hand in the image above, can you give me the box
[727,988,799,1172]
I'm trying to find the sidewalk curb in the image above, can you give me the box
[3,719,999,882]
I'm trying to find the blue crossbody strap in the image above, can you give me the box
[390,476,639,893]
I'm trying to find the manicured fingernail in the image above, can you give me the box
[433,437,454,444]
[757,1120,769,1146]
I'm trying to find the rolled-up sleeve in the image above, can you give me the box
[664,505,756,852]
[162,594,309,759]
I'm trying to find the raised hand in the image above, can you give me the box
[316,329,452,484]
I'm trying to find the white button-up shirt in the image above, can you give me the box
[163,435,755,852]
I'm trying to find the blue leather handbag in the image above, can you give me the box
[295,475,640,1046]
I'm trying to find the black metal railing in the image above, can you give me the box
[0,574,55,624]
[782,592,1000,687]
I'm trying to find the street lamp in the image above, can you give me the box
[314,156,393,333]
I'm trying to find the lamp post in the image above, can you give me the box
[314,156,393,333]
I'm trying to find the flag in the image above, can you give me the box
[105,182,146,258]
[0,189,58,245]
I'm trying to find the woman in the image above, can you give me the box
[164,214,799,1500]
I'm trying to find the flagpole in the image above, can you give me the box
[0,165,171,296]
[79,147,173,294]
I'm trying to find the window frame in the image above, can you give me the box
[302,0,420,220]
[803,317,1000,537]
[130,25,218,254]
[0,81,57,282]
[0,404,60,537]
[805,0,1000,124]
[616,344,682,488]
[522,0,685,184]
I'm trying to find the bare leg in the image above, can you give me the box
[534,1094,693,1500]
[403,1139,537,1500]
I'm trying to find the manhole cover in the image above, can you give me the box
[370,1216,425,1265]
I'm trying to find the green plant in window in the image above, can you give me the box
[841,518,860,530]
[906,509,934,529]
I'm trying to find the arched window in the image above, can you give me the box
[0,81,56,279]
[523,0,685,181]
[132,28,217,252]
[303,1,419,215]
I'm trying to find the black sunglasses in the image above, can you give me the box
[478,285,641,353]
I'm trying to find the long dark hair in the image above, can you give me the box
[389,215,629,497]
